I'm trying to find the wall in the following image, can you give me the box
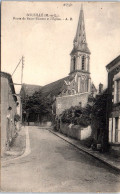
[1,76,17,155]
[56,92,89,115]
[59,122,92,143]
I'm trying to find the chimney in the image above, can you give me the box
[99,83,103,94]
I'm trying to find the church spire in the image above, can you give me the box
[72,5,90,54]
[70,5,91,75]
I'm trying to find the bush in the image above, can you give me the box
[61,105,92,127]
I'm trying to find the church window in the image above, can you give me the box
[82,56,85,70]
[73,56,76,71]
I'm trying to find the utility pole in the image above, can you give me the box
[20,56,24,123]
[11,56,25,126]
[21,56,24,85]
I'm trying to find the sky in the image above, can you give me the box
[1,1,120,93]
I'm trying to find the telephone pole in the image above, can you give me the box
[21,56,24,85]
[20,56,25,123]
[11,56,25,126]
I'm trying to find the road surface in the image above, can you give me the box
[1,126,120,192]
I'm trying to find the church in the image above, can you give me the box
[21,5,97,116]
[63,5,91,95]
[55,5,96,115]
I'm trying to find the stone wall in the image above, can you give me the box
[59,122,92,141]
[56,92,89,115]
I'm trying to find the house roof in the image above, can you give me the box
[0,71,17,102]
[106,55,120,70]
[21,83,42,96]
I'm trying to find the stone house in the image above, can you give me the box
[1,71,18,154]
[106,55,120,152]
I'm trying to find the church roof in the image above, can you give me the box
[40,76,70,97]
[21,75,75,99]
[21,83,42,97]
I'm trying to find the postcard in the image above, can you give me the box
[1,1,120,192]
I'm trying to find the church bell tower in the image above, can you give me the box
[70,5,91,93]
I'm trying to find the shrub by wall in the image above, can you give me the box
[61,105,92,127]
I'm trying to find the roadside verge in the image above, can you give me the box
[1,126,31,164]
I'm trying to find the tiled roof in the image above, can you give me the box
[40,76,70,97]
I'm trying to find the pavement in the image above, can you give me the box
[1,127,26,162]
[49,129,120,173]
[1,126,120,192]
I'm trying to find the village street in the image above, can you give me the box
[1,126,120,192]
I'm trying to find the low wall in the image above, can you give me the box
[59,122,92,141]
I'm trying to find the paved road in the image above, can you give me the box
[1,126,120,192]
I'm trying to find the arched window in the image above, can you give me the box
[82,56,85,70]
[73,56,76,71]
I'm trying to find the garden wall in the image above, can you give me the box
[59,122,92,141]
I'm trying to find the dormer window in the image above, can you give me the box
[82,56,85,70]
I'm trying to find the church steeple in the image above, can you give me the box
[70,5,91,74]
[69,5,91,94]
[73,5,88,52]
[72,5,90,55]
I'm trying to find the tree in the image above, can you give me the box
[22,91,53,122]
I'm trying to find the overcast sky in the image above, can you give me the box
[1,1,120,93]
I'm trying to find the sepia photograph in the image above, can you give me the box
[1,1,120,192]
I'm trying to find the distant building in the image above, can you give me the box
[106,55,120,151]
[1,72,18,154]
